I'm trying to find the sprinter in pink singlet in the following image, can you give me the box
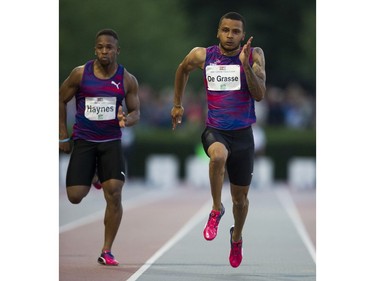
[59,29,140,266]
[171,12,266,268]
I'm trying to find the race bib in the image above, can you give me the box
[85,97,116,121]
[205,65,241,91]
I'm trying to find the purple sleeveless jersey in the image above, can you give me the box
[203,45,256,130]
[72,60,126,142]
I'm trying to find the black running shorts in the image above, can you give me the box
[201,126,254,186]
[66,139,125,187]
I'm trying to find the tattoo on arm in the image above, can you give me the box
[246,48,266,101]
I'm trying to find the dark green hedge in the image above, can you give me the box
[127,127,316,180]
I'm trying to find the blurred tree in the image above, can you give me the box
[60,0,192,90]
[60,0,316,93]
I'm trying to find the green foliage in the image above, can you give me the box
[264,126,316,145]
[60,0,316,92]
[130,126,315,179]
[60,0,192,89]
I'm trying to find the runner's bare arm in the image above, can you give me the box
[59,66,83,152]
[121,72,140,127]
[240,37,266,101]
[172,47,206,130]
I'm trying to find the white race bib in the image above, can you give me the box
[84,97,116,121]
[205,65,241,91]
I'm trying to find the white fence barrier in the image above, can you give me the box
[287,157,316,189]
[252,156,274,189]
[146,154,179,188]
[185,156,210,188]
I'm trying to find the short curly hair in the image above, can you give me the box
[95,29,119,41]
[218,12,246,31]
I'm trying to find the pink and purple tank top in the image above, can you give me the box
[72,60,126,142]
[203,45,256,130]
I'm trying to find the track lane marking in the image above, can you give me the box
[126,191,230,281]
[275,187,316,263]
[60,189,177,233]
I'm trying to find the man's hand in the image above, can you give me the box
[239,36,253,67]
[59,141,71,154]
[118,105,127,128]
[171,105,184,130]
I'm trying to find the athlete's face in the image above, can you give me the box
[217,18,245,52]
[94,35,120,66]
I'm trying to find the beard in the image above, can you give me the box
[220,42,241,53]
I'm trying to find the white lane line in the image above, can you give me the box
[126,191,230,281]
[59,189,177,233]
[275,188,316,263]
[60,210,104,233]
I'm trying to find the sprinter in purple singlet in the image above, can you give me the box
[171,12,266,268]
[59,29,140,266]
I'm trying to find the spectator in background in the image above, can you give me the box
[265,86,285,126]
[284,83,314,129]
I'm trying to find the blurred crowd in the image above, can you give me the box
[65,82,315,133]
[136,82,316,130]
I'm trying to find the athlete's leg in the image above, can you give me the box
[226,127,254,242]
[96,140,125,252]
[101,179,124,252]
[66,185,91,204]
[230,183,250,242]
[207,142,228,211]
[65,140,96,203]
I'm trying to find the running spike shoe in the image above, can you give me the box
[229,226,243,268]
[203,203,225,241]
[97,250,119,266]
[92,174,102,190]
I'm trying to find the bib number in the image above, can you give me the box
[205,65,241,91]
[85,97,116,121]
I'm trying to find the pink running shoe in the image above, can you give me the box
[92,174,102,190]
[92,180,102,190]
[229,226,243,268]
[97,250,119,266]
[203,203,225,241]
